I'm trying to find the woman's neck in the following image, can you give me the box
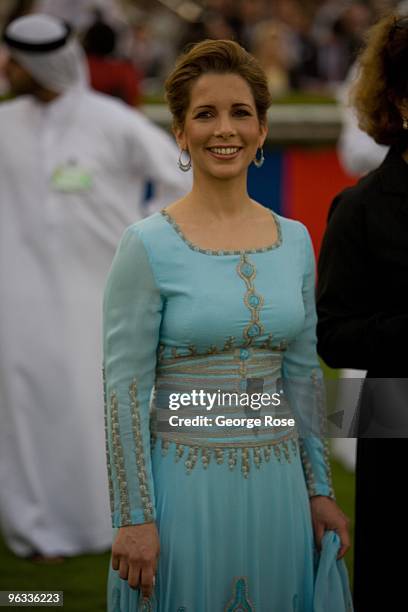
[186,172,254,221]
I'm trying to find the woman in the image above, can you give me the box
[103,39,352,611]
[317,13,408,611]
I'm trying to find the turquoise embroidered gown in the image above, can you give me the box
[103,209,353,612]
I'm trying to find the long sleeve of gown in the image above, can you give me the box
[282,226,334,499]
[103,225,163,527]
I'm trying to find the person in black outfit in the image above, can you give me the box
[316,12,408,611]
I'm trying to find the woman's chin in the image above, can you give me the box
[200,163,248,181]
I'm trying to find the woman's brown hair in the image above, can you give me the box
[164,39,272,131]
[352,13,408,145]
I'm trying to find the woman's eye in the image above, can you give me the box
[194,109,251,119]
[195,111,213,119]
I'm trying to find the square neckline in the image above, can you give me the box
[159,207,283,256]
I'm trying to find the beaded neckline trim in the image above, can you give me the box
[159,207,283,256]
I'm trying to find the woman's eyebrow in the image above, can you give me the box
[192,102,253,111]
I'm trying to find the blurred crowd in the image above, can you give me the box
[0,0,403,102]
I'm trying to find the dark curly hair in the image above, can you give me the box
[351,13,408,145]
[164,39,272,131]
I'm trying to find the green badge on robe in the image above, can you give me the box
[51,161,93,192]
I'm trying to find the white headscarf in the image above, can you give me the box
[4,14,88,92]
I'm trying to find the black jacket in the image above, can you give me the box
[317,145,408,378]
[316,146,408,609]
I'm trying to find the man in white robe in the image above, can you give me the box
[0,14,190,558]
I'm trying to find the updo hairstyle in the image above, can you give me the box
[164,39,272,131]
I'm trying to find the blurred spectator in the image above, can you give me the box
[128,21,166,85]
[239,0,267,49]
[317,12,408,609]
[126,13,179,96]
[271,0,319,91]
[125,10,181,96]
[178,0,244,52]
[336,0,408,176]
[0,0,400,98]
[312,0,349,45]
[314,2,374,88]
[83,13,143,106]
[177,20,208,54]
[33,0,126,32]
[206,0,244,41]
[203,12,237,40]
[0,13,190,560]
[252,20,292,98]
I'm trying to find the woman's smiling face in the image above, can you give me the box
[175,72,268,180]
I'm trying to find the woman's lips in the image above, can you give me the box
[206,147,242,160]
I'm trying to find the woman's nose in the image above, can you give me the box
[213,114,236,138]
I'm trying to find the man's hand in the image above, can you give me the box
[310,496,350,559]
[112,523,160,598]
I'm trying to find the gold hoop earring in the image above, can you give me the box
[178,149,191,172]
[253,147,264,168]
[403,118,408,130]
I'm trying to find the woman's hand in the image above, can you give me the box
[310,496,350,559]
[112,523,160,598]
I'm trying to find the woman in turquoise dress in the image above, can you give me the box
[103,39,353,611]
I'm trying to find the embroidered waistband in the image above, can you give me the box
[151,431,299,478]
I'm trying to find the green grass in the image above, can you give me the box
[0,460,354,610]
[0,541,110,611]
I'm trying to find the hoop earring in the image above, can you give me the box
[253,147,264,168]
[178,149,191,171]
[403,117,408,130]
